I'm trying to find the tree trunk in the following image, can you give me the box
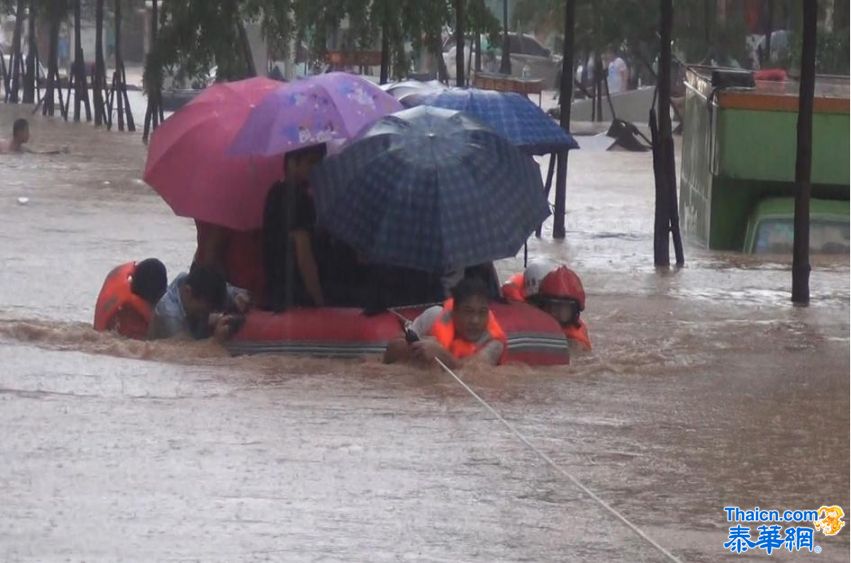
[94,0,106,126]
[430,33,448,83]
[143,0,161,144]
[653,0,674,266]
[43,6,61,116]
[474,30,482,72]
[7,0,26,103]
[792,0,817,304]
[831,0,848,32]
[763,0,774,66]
[237,19,256,78]
[499,0,511,74]
[455,0,465,87]
[112,0,134,131]
[552,0,577,240]
[23,0,36,103]
[380,22,390,83]
[72,0,91,121]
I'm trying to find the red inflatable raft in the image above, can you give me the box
[226,302,570,365]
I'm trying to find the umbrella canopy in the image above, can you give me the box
[144,77,284,231]
[380,79,446,100]
[400,87,579,155]
[229,72,403,157]
[311,106,551,272]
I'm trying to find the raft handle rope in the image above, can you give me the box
[434,357,683,563]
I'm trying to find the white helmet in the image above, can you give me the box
[523,258,559,297]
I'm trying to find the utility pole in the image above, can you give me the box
[791,0,817,304]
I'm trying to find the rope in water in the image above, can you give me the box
[434,358,683,563]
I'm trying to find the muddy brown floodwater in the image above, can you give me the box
[1,104,848,562]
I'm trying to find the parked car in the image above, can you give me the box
[743,197,849,255]
[443,32,562,88]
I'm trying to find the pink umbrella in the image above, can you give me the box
[144,77,285,231]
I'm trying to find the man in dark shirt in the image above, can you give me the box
[263,144,327,311]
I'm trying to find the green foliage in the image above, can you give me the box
[142,0,501,93]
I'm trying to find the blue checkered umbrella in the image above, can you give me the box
[311,106,551,273]
[400,87,579,155]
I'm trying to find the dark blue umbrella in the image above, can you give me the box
[400,87,579,155]
[311,106,551,273]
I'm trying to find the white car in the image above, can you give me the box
[443,33,562,88]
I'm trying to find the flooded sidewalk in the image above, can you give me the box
[0,105,848,561]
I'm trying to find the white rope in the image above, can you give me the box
[434,358,683,563]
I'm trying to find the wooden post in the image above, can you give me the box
[791,0,817,304]
[23,0,36,104]
[499,0,511,74]
[94,0,106,126]
[553,0,576,240]
[455,0,465,87]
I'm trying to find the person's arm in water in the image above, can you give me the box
[291,229,325,306]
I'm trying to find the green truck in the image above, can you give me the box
[679,66,849,254]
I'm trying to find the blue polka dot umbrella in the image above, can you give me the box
[311,106,551,273]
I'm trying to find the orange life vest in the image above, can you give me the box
[93,262,153,339]
[501,272,592,350]
[501,273,526,302]
[563,319,592,351]
[429,298,507,363]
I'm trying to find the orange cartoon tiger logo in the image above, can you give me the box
[813,505,845,536]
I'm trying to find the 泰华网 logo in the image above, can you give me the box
[813,505,846,536]
[722,505,846,555]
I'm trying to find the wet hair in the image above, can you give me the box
[185,263,227,309]
[451,276,490,307]
[131,258,168,305]
[284,143,327,175]
[13,118,29,135]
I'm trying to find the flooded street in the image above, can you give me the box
[1,104,848,561]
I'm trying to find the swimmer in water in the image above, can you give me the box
[0,118,69,154]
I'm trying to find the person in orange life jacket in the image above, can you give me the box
[93,258,168,339]
[147,264,247,341]
[502,259,592,351]
[383,277,507,368]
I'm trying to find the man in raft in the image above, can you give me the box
[383,277,507,368]
[93,258,168,339]
[263,144,327,311]
[502,259,591,351]
[147,264,249,341]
